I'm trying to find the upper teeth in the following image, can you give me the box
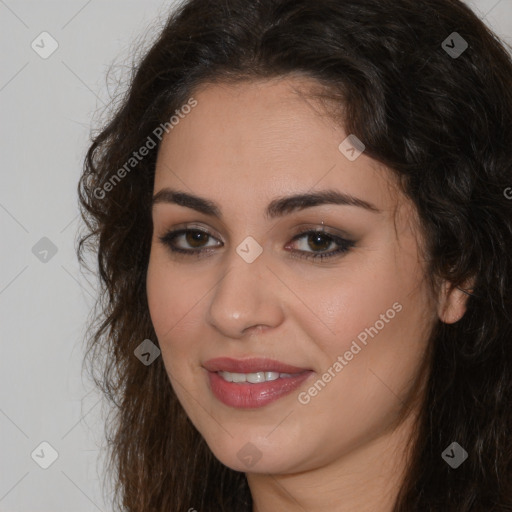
[218,371,295,383]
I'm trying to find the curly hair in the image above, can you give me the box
[77,0,512,510]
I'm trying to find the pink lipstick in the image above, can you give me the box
[203,357,314,408]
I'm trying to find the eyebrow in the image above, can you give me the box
[151,188,382,219]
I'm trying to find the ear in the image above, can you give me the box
[437,278,475,324]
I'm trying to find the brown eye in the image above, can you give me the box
[158,227,355,262]
[158,228,221,255]
[287,230,355,261]
[305,232,333,252]
[184,230,210,248]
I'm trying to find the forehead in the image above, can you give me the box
[158,78,337,168]
[153,77,402,220]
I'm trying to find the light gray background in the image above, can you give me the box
[0,1,511,511]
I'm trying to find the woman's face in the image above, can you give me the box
[146,77,448,474]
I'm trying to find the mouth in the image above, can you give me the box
[202,357,314,409]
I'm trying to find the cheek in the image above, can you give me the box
[302,262,417,354]
[146,253,209,389]
[146,259,204,422]
[292,277,430,466]
[300,251,432,406]
[146,250,199,337]
[146,255,189,365]
[146,256,172,335]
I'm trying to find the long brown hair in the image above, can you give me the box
[77,0,512,510]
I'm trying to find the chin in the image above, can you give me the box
[201,429,310,474]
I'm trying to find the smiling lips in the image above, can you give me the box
[203,357,314,408]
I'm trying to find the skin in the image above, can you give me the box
[146,76,470,511]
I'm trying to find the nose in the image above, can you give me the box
[206,247,285,339]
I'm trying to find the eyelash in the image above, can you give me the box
[158,227,355,262]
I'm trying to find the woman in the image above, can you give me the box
[77,0,512,510]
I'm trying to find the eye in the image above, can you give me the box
[286,228,355,261]
[158,226,355,261]
[158,228,221,257]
